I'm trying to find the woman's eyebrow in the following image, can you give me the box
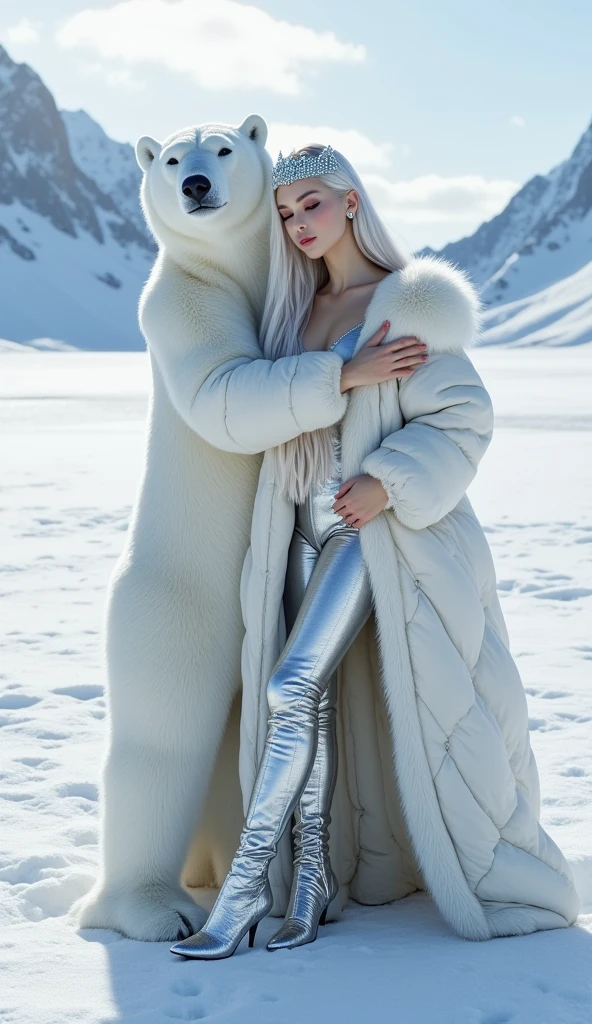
[277,189,320,210]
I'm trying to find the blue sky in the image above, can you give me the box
[2,0,591,250]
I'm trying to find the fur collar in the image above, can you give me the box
[357,255,484,356]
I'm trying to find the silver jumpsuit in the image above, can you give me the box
[171,322,374,958]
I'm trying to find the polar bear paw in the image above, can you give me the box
[72,882,209,942]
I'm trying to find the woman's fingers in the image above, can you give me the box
[367,332,427,352]
[364,320,391,346]
[386,336,426,353]
[334,481,354,500]
[350,330,429,386]
[385,338,428,377]
[393,352,427,368]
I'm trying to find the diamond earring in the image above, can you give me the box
[347,211,354,219]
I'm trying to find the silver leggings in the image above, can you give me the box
[278,472,374,719]
[245,470,373,851]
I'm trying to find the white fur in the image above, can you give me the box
[366,254,486,355]
[72,115,355,942]
[72,116,274,942]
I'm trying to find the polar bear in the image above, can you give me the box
[74,115,352,941]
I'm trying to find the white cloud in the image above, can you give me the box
[265,125,518,231]
[365,172,521,227]
[265,123,520,248]
[77,60,146,92]
[510,115,526,128]
[267,122,394,170]
[55,0,366,95]
[6,18,42,44]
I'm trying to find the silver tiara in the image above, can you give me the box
[272,144,340,189]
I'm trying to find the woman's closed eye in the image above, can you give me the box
[281,202,320,222]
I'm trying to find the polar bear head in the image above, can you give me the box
[135,114,271,250]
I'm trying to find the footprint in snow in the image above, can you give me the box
[164,1006,207,1021]
[57,782,98,801]
[16,757,55,769]
[535,978,591,1004]
[533,587,592,601]
[52,684,103,701]
[70,830,97,846]
[169,980,202,998]
[0,695,40,710]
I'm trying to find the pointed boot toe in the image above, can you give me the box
[170,930,221,959]
[266,918,313,951]
[169,870,272,960]
[170,918,262,960]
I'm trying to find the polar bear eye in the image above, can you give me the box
[218,148,232,157]
[167,158,179,165]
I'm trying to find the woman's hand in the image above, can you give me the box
[332,474,389,527]
[340,321,427,392]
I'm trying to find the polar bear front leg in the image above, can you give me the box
[72,563,242,942]
[74,741,218,941]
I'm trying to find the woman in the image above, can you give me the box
[171,144,579,960]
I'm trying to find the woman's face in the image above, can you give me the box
[275,178,358,259]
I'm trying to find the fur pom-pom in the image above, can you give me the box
[359,256,484,355]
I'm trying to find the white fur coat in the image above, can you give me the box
[236,257,580,940]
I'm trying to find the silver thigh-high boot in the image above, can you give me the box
[266,526,341,951]
[170,525,372,960]
[266,670,340,951]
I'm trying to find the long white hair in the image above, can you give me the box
[260,143,411,504]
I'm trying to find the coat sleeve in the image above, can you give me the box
[141,267,349,455]
[360,352,494,529]
[182,349,349,454]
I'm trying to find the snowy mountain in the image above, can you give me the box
[1,39,590,350]
[0,43,155,351]
[422,118,592,346]
[61,109,147,237]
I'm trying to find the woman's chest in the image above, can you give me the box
[329,322,365,362]
[300,289,379,352]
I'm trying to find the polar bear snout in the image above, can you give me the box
[178,169,228,216]
[182,173,214,209]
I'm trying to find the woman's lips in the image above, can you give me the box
[299,236,316,246]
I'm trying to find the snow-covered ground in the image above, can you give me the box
[1,346,591,1024]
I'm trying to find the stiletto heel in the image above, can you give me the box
[170,871,272,960]
[319,906,328,926]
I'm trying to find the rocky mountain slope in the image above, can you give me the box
[0,44,155,351]
[421,118,592,346]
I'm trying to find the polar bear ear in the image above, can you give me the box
[237,114,268,147]
[135,136,162,172]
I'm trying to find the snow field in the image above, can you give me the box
[0,347,591,1023]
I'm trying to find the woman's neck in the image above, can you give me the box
[319,230,388,295]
